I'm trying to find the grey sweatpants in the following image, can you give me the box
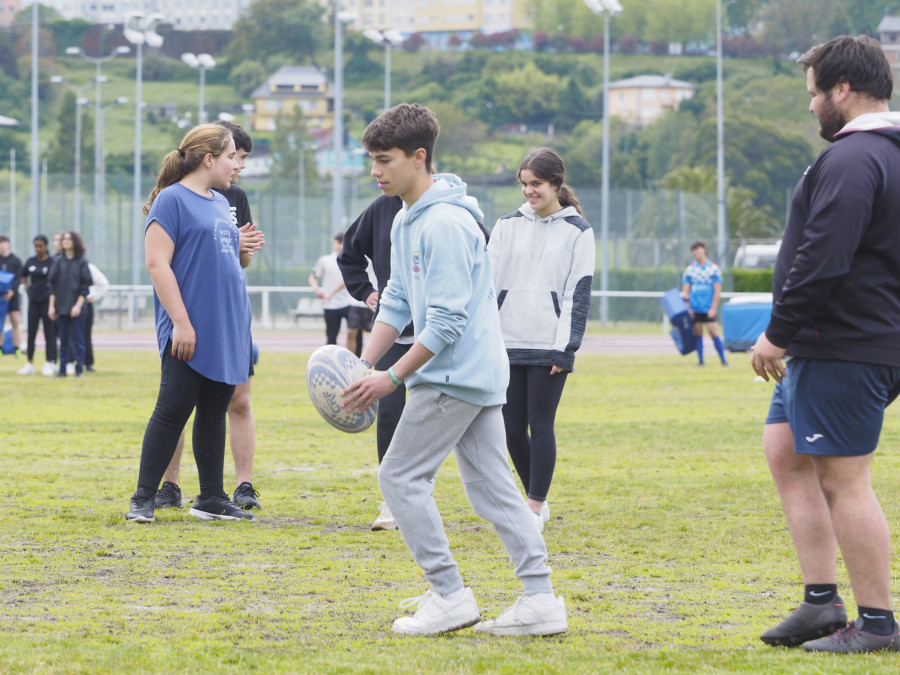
[378,385,554,597]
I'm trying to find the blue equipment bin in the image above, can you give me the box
[722,295,772,352]
[660,288,695,355]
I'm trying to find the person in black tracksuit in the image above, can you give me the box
[48,231,92,377]
[20,235,57,374]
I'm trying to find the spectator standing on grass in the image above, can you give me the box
[309,232,352,347]
[343,103,566,637]
[487,147,594,532]
[0,234,24,359]
[338,194,407,530]
[48,231,92,378]
[681,240,728,367]
[83,261,109,373]
[155,120,265,512]
[19,235,58,376]
[752,35,900,653]
[126,123,254,524]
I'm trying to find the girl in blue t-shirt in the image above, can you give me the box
[126,123,254,524]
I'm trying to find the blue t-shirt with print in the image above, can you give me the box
[146,182,252,385]
[682,260,722,314]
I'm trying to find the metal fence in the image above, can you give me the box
[0,170,773,290]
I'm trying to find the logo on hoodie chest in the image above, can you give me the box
[412,250,421,273]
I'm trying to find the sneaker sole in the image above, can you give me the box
[371,522,398,531]
[125,515,155,523]
[760,621,847,647]
[188,507,254,522]
[155,503,183,509]
[474,619,568,637]
[234,501,261,511]
[392,614,481,636]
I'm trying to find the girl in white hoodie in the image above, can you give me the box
[488,148,595,529]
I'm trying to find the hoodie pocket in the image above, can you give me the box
[498,289,558,346]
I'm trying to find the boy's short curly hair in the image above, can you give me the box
[362,103,439,173]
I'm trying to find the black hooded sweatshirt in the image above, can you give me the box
[766,114,900,367]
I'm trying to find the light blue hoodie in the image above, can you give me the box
[377,174,509,406]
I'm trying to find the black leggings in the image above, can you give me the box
[375,341,412,463]
[502,364,568,503]
[136,344,235,497]
[26,297,56,362]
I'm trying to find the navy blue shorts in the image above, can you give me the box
[765,357,900,456]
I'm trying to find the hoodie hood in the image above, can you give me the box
[400,173,484,226]
[517,202,581,224]
[835,111,900,143]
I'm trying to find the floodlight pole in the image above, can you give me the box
[584,0,621,326]
[716,0,728,271]
[30,2,38,241]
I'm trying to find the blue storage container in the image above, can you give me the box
[660,288,695,355]
[722,295,772,352]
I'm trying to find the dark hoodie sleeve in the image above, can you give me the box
[338,204,379,303]
[766,137,881,348]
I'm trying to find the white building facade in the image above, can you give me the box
[19,0,252,30]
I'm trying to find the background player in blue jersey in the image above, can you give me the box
[681,240,728,367]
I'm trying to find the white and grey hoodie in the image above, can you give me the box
[488,203,595,371]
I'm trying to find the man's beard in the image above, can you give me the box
[817,94,847,142]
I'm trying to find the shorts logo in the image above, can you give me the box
[805,433,824,443]
[412,250,421,273]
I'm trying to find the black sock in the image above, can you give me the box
[858,606,895,636]
[804,583,837,605]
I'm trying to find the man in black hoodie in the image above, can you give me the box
[752,35,900,653]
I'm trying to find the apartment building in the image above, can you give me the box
[334,0,529,41]
[17,0,252,30]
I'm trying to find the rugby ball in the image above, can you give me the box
[306,344,377,433]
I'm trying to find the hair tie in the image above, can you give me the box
[177,148,185,158]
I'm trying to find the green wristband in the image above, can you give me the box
[387,366,402,387]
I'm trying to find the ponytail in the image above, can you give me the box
[557,184,583,216]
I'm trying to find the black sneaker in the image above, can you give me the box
[760,596,848,647]
[126,495,156,523]
[232,482,261,510]
[189,493,255,522]
[155,481,183,508]
[802,618,900,653]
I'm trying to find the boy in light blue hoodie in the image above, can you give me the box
[343,103,567,637]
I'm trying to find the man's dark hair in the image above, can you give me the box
[0,235,9,243]
[214,119,253,153]
[33,234,48,245]
[799,35,893,102]
[690,240,706,251]
[362,103,440,173]
[334,232,344,244]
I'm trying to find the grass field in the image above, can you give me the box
[1,348,899,673]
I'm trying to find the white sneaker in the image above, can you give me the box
[66,362,75,375]
[541,502,550,523]
[532,510,544,532]
[17,362,35,375]
[392,588,481,635]
[42,362,56,376]
[474,595,568,636]
[371,501,398,531]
